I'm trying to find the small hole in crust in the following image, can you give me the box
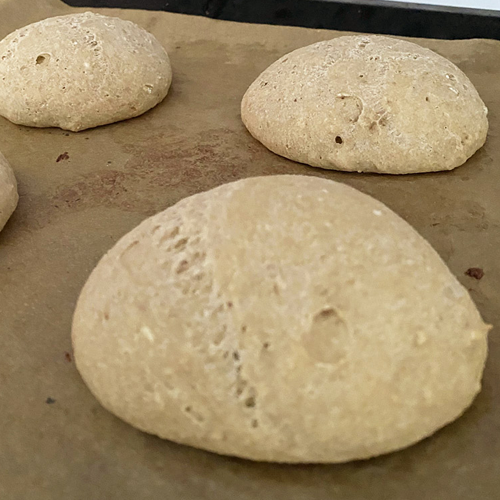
[245,396,256,408]
[184,405,205,422]
[36,54,50,65]
[251,419,259,428]
[174,237,188,250]
[425,96,430,102]
[176,260,189,274]
[318,308,336,318]
[335,136,343,144]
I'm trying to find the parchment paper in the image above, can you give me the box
[0,1,499,498]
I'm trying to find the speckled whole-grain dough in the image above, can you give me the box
[0,12,172,132]
[241,35,488,174]
[0,152,18,233]
[72,175,490,463]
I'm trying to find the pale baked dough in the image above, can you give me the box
[72,175,489,463]
[242,35,488,174]
[0,152,18,233]
[0,12,172,131]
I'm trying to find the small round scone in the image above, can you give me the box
[0,152,18,233]
[72,175,489,463]
[241,35,488,174]
[0,12,172,131]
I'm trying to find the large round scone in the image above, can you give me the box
[0,152,18,233]
[0,12,172,131]
[242,35,488,174]
[72,175,489,463]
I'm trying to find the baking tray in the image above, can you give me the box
[63,0,500,41]
[0,1,499,498]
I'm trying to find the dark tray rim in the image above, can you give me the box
[62,0,500,40]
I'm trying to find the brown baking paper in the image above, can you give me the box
[0,0,499,498]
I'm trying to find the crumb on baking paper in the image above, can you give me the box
[46,397,56,404]
[465,268,484,280]
[64,352,72,362]
[56,152,70,162]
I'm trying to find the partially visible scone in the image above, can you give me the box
[242,35,488,174]
[0,12,172,131]
[0,152,18,233]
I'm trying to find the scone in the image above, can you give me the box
[242,35,488,174]
[0,12,172,131]
[72,175,489,462]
